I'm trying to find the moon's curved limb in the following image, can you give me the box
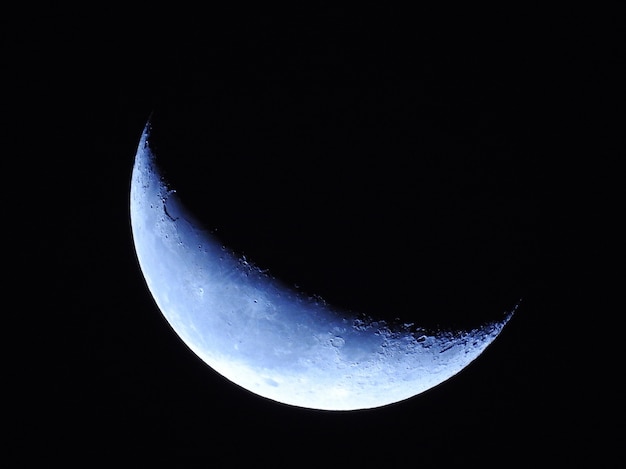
[130,120,517,411]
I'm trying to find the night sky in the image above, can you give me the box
[9,6,620,465]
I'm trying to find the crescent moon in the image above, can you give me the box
[130,120,517,411]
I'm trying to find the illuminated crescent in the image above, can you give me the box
[130,120,517,411]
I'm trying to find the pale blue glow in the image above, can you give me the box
[130,121,516,411]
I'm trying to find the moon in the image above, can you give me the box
[130,119,517,411]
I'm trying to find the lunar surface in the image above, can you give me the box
[130,120,517,411]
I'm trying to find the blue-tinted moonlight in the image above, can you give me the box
[130,120,516,411]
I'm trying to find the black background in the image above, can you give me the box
[6,6,621,465]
